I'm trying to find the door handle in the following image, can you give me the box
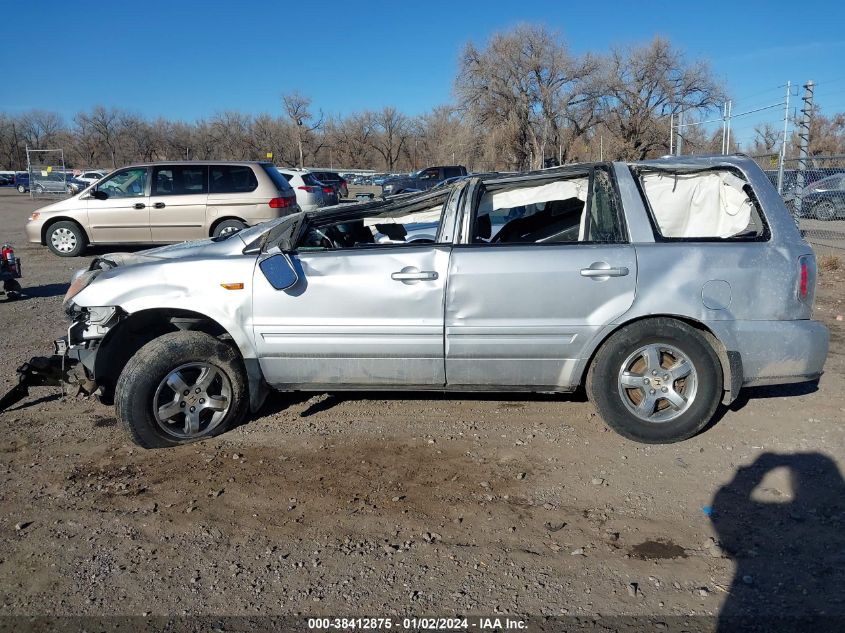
[391,270,438,281]
[153,202,165,209]
[133,203,145,209]
[580,263,630,278]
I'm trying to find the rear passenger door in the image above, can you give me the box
[149,165,208,242]
[444,166,637,389]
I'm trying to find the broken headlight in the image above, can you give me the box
[62,269,101,313]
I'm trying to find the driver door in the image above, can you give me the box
[86,167,151,243]
[251,193,455,388]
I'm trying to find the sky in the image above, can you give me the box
[3,0,845,148]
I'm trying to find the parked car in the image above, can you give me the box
[14,172,29,193]
[311,171,349,199]
[45,155,827,448]
[790,173,845,220]
[30,171,70,195]
[25,161,299,257]
[0,173,14,186]
[68,170,108,194]
[276,168,337,211]
[381,165,468,195]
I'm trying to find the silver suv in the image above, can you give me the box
[53,156,828,448]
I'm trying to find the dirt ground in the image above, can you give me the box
[1,188,844,627]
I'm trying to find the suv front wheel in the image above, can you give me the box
[587,318,723,444]
[115,331,249,448]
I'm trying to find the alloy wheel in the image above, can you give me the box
[617,343,698,423]
[152,362,232,439]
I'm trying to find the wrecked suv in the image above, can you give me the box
[40,156,827,448]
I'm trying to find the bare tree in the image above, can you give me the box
[752,123,781,155]
[18,110,65,149]
[456,24,600,170]
[367,107,409,171]
[282,92,323,167]
[601,37,725,159]
[76,106,123,167]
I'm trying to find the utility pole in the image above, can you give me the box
[795,80,814,219]
[721,102,728,154]
[669,112,674,155]
[726,100,732,153]
[676,111,684,156]
[777,81,791,194]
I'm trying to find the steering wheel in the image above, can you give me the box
[310,227,339,249]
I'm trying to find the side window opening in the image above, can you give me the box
[637,168,766,240]
[210,165,258,194]
[298,196,448,251]
[153,166,208,196]
[470,169,625,245]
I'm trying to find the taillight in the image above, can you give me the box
[798,255,811,302]
[269,196,295,209]
[297,185,316,193]
[322,186,333,194]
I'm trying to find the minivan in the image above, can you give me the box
[25,161,300,256]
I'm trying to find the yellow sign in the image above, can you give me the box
[266,152,273,159]
[46,165,53,172]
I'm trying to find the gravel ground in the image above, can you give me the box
[0,188,844,625]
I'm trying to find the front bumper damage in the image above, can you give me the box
[0,309,111,413]
[0,339,93,412]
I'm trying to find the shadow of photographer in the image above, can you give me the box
[711,452,845,632]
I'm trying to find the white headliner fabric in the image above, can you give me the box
[479,179,589,214]
[642,172,753,238]
[363,205,443,226]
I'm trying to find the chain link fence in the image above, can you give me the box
[26,148,69,199]
[753,154,845,257]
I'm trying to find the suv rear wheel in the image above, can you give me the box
[115,331,249,448]
[587,318,723,444]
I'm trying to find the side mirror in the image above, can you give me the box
[91,190,108,200]
[259,253,298,290]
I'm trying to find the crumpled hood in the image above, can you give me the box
[91,235,249,270]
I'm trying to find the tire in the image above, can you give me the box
[45,220,87,257]
[212,219,247,238]
[813,200,837,221]
[587,318,723,444]
[17,184,26,193]
[115,331,249,449]
[34,184,44,194]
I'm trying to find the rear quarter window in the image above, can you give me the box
[260,164,294,193]
[210,165,258,194]
[636,168,767,240]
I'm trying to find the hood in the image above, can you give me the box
[34,195,83,214]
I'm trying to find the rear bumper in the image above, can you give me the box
[711,319,829,385]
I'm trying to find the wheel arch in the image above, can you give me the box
[41,216,88,246]
[93,307,268,411]
[578,314,742,404]
[209,216,247,237]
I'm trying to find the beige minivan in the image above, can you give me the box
[25,161,300,256]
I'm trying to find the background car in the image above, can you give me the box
[792,173,845,220]
[68,170,108,194]
[14,172,29,193]
[30,171,69,195]
[277,168,337,211]
[311,171,348,199]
